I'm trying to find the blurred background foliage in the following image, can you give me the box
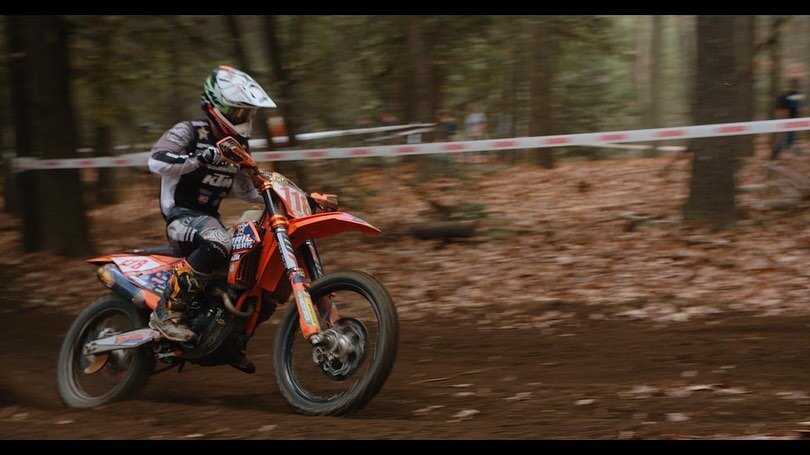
[1,15,808,255]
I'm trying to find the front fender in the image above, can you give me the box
[255,212,379,296]
[287,212,380,241]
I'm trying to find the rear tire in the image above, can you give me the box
[273,270,398,416]
[57,293,154,408]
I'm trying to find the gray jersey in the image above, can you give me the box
[148,120,262,221]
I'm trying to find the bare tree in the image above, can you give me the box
[264,15,299,148]
[683,16,739,229]
[6,16,40,249]
[650,15,663,129]
[529,17,558,169]
[20,16,92,256]
[405,16,435,124]
[734,15,756,157]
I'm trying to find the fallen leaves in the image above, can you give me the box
[413,405,445,416]
[504,392,533,402]
[448,409,480,422]
[666,413,691,422]
[0,152,807,330]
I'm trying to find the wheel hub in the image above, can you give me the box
[311,318,368,380]
[81,327,125,375]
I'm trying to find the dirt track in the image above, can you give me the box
[0,295,808,439]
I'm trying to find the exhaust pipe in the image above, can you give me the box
[211,286,254,319]
[96,264,147,309]
[98,264,253,319]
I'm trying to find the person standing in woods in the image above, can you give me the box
[146,66,276,373]
[436,109,459,141]
[771,78,805,160]
[464,103,488,140]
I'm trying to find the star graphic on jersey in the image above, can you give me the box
[197,127,209,141]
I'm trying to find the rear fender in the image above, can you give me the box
[87,254,179,311]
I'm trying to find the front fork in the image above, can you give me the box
[262,189,334,343]
[301,239,339,325]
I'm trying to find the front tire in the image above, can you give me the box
[57,293,154,408]
[274,270,399,416]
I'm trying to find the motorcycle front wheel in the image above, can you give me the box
[56,293,154,408]
[273,270,399,416]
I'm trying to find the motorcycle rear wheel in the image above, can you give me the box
[57,293,154,408]
[273,270,399,416]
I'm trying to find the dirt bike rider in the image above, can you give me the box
[147,66,276,372]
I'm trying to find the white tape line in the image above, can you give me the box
[12,117,810,171]
[582,143,688,153]
[261,122,437,145]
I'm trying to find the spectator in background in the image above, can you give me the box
[436,109,458,142]
[380,109,399,127]
[464,103,488,140]
[771,77,805,160]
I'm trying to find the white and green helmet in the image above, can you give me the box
[201,65,276,140]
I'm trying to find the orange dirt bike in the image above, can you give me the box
[56,137,399,416]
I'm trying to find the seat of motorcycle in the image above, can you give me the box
[124,245,184,257]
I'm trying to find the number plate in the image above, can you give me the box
[112,256,164,273]
[271,174,311,219]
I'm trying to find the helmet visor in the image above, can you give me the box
[224,107,256,125]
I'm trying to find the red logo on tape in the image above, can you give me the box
[715,125,748,133]
[599,133,628,141]
[656,129,686,138]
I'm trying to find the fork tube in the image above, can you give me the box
[263,188,322,340]
[301,240,339,324]
[302,240,324,280]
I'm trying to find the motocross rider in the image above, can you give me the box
[147,66,276,373]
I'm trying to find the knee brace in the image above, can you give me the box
[187,228,232,273]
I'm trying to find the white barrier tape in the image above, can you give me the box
[261,122,436,145]
[583,143,688,153]
[12,117,810,171]
[59,124,434,155]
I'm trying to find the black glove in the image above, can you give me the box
[197,145,222,166]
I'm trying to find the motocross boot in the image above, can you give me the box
[149,259,208,342]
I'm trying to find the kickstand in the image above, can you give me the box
[177,360,186,374]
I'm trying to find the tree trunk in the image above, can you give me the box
[682,16,739,229]
[94,26,120,206]
[264,15,298,148]
[497,18,520,163]
[529,17,557,169]
[769,16,785,119]
[650,16,663,129]
[405,16,436,172]
[22,16,92,256]
[6,16,41,250]
[1,17,18,215]
[734,15,756,157]
[678,16,696,125]
[635,16,652,128]
[226,16,251,73]
[406,16,435,124]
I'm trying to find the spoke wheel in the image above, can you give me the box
[57,294,154,408]
[274,271,398,416]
